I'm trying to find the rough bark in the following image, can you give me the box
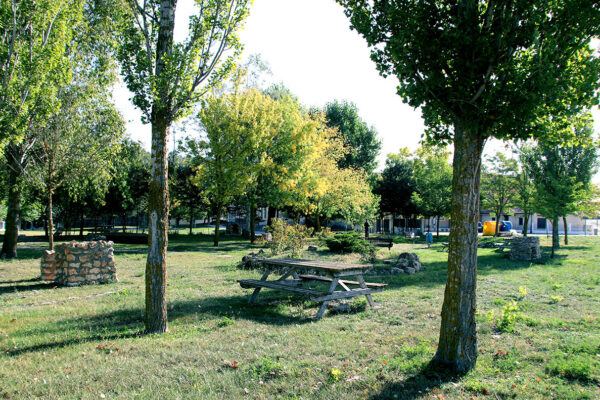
[562,216,568,245]
[145,0,176,334]
[146,115,170,333]
[434,125,484,374]
[1,167,22,258]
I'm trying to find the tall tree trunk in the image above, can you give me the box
[434,126,484,374]
[494,207,504,236]
[249,204,256,243]
[314,213,321,233]
[267,206,276,226]
[562,216,568,245]
[522,213,529,237]
[47,188,54,251]
[146,115,170,333]
[144,0,177,335]
[436,215,441,238]
[552,216,560,250]
[189,208,194,235]
[80,208,85,238]
[122,213,127,233]
[214,206,221,246]
[1,167,22,258]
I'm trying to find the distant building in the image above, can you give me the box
[480,209,600,235]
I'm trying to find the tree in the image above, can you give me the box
[324,100,382,175]
[192,86,280,246]
[513,145,536,236]
[117,0,250,333]
[411,146,452,237]
[373,149,417,231]
[171,160,208,235]
[103,139,150,232]
[524,117,598,253]
[338,0,600,372]
[481,153,518,236]
[27,83,124,250]
[0,0,121,258]
[0,0,83,258]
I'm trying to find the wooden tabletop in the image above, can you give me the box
[262,258,372,272]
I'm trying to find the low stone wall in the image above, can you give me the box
[510,237,541,261]
[41,241,117,286]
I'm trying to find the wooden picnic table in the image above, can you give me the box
[238,258,387,319]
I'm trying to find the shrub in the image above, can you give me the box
[325,231,369,253]
[324,231,377,262]
[249,358,285,380]
[546,354,594,381]
[266,219,312,258]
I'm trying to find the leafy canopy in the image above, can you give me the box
[338,0,600,144]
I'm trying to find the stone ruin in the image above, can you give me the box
[237,250,266,270]
[41,241,117,286]
[510,237,541,261]
[369,252,423,275]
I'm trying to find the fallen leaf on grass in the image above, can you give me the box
[225,361,238,369]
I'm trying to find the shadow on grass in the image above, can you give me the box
[368,252,570,293]
[371,361,464,400]
[0,281,57,296]
[4,292,316,357]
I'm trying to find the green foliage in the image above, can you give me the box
[117,0,251,124]
[546,354,594,381]
[373,148,417,219]
[327,368,341,384]
[481,153,518,234]
[337,0,600,145]
[249,358,284,381]
[323,100,381,175]
[266,219,312,258]
[550,295,564,304]
[0,0,85,147]
[523,117,599,248]
[324,231,375,261]
[411,145,452,226]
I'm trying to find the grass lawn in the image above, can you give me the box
[0,234,599,399]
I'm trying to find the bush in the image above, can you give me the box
[266,219,312,258]
[546,354,594,381]
[324,231,376,262]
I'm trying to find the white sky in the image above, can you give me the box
[114,0,600,172]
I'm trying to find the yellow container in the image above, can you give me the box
[483,221,496,236]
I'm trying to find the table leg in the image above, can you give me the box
[315,277,338,319]
[248,268,271,305]
[357,274,375,307]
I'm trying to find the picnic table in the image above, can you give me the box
[238,258,387,319]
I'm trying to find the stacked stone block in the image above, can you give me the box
[41,241,117,286]
[510,237,541,261]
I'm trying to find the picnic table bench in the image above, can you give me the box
[238,258,387,319]
[366,237,393,250]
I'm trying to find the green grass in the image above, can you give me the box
[0,235,599,399]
